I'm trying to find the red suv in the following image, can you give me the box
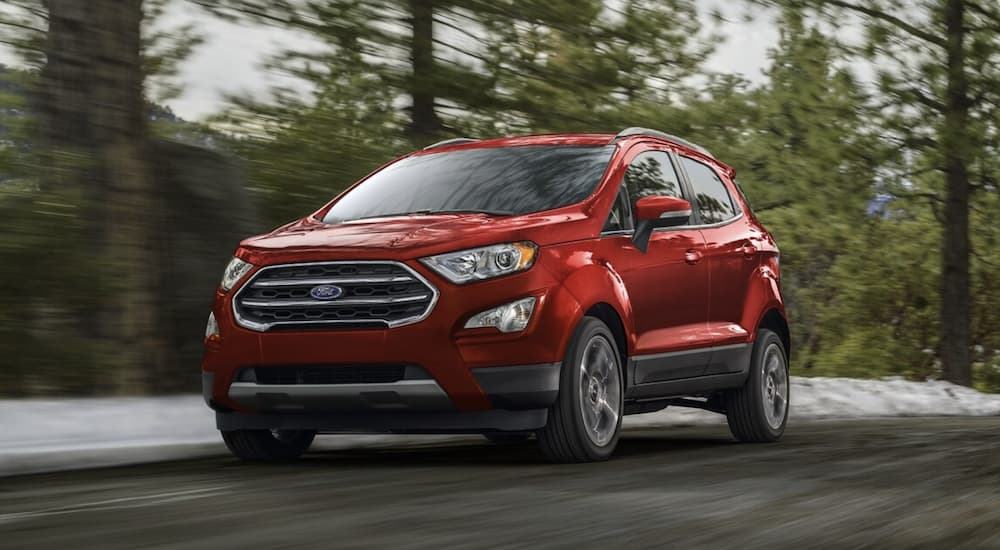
[203,128,789,463]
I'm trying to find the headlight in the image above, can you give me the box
[420,242,537,284]
[205,311,219,339]
[220,257,253,292]
[464,297,536,333]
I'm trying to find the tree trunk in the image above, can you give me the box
[939,0,972,386]
[407,0,444,144]
[38,0,172,394]
[37,1,93,157]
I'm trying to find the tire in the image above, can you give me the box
[221,429,316,461]
[725,329,789,442]
[483,432,533,445]
[537,317,624,463]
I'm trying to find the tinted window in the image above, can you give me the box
[623,151,684,202]
[323,145,615,222]
[681,157,737,224]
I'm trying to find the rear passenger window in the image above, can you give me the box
[623,151,684,202]
[681,157,737,224]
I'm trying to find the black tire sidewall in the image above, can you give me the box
[222,429,316,461]
[552,317,624,461]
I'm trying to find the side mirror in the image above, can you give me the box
[632,196,692,253]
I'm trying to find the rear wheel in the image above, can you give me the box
[537,317,623,463]
[221,429,316,461]
[725,329,789,442]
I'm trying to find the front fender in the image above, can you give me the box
[544,247,636,357]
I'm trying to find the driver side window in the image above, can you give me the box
[604,150,683,233]
[624,151,684,207]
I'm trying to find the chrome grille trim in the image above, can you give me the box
[251,275,414,287]
[240,294,431,308]
[232,261,439,332]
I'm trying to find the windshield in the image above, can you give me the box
[322,145,615,223]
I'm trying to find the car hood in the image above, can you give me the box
[238,212,593,263]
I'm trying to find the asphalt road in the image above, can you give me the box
[1,417,999,550]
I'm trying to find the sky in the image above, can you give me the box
[1,2,782,122]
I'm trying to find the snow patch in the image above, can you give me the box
[788,376,1000,418]
[1,377,997,476]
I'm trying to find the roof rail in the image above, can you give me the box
[423,137,479,150]
[612,127,714,158]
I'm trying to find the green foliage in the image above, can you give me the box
[0,182,109,395]
[467,0,714,133]
[216,70,407,227]
[816,213,941,379]
[748,0,1000,388]
[0,2,222,396]
[730,14,888,377]
[200,0,717,225]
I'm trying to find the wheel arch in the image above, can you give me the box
[558,262,637,358]
[757,308,790,361]
[741,262,789,360]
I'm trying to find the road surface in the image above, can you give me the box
[1,417,998,549]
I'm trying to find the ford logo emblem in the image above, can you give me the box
[310,285,344,301]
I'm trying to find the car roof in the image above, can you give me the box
[417,132,735,179]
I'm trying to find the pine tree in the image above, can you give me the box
[0,0,208,394]
[756,0,1000,386]
[197,0,493,146]
[686,10,885,374]
[468,0,712,133]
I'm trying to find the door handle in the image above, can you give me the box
[684,249,702,264]
[740,243,758,259]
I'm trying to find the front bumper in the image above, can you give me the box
[202,257,580,422]
[207,363,559,433]
[205,362,559,411]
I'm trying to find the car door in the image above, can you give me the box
[601,147,712,384]
[678,155,759,375]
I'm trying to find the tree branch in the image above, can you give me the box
[0,37,44,52]
[893,190,943,203]
[819,0,948,48]
[967,0,1000,25]
[0,19,46,35]
[899,85,946,112]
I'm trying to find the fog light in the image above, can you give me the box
[464,297,536,333]
[205,311,219,339]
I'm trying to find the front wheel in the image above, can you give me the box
[537,317,624,463]
[725,329,789,442]
[221,429,316,461]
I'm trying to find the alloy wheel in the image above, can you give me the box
[578,335,622,447]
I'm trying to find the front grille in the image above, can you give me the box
[233,261,438,331]
[246,365,409,385]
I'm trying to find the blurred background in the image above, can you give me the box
[1,0,999,398]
